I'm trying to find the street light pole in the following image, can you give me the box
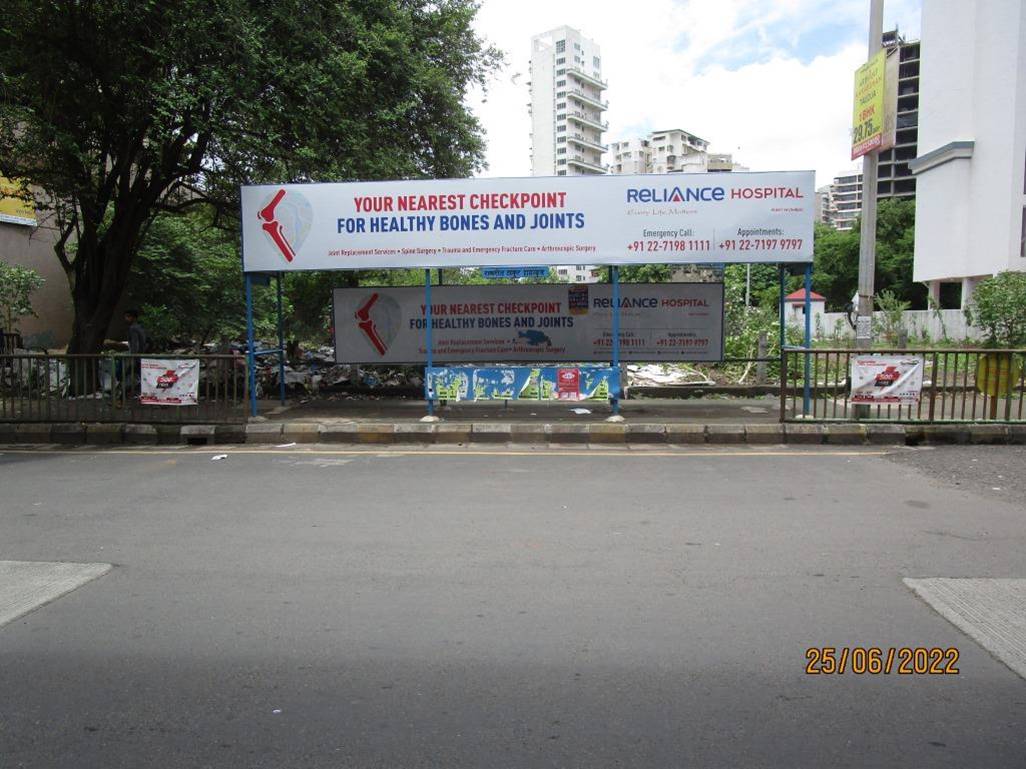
[855,0,884,348]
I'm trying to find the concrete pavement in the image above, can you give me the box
[1,445,1024,768]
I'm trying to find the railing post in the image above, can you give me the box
[927,351,938,421]
[779,348,788,423]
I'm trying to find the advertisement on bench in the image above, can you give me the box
[242,171,814,272]
[333,283,724,364]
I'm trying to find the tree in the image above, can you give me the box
[0,0,500,353]
[0,261,45,334]
[964,271,1026,347]
[812,198,921,311]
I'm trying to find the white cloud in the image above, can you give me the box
[468,0,920,187]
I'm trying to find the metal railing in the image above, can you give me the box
[1,353,247,423]
[781,348,1026,423]
[2,332,22,354]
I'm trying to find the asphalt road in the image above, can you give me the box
[1,444,1024,768]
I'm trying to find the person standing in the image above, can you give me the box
[124,309,148,354]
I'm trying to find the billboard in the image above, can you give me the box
[851,49,898,160]
[0,177,37,226]
[333,283,724,364]
[242,171,814,272]
[850,355,923,405]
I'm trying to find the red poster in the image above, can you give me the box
[556,367,580,400]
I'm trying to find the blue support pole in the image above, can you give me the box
[276,272,286,405]
[803,263,813,416]
[611,265,621,415]
[424,269,433,416]
[245,273,257,418]
[778,265,786,353]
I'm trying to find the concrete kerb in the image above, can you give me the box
[706,424,746,444]
[245,422,284,444]
[50,423,86,445]
[625,424,667,444]
[0,419,1021,446]
[471,423,513,443]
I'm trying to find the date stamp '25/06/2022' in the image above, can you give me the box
[805,647,960,675]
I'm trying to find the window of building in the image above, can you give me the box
[556,68,565,75]
[558,268,568,275]
[593,56,600,67]
[556,79,565,86]
[557,136,566,143]
[556,90,564,97]
[556,125,566,132]
[574,42,581,50]
[556,101,565,109]
[556,148,566,155]
[557,170,566,176]
[556,57,565,64]
[555,40,565,53]
[1021,206,1026,258]
[557,159,566,165]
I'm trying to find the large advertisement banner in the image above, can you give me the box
[850,355,923,405]
[333,283,724,364]
[242,171,814,272]
[140,359,200,406]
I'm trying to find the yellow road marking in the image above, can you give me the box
[0,447,888,459]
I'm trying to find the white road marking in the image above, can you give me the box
[0,561,112,629]
[905,577,1026,680]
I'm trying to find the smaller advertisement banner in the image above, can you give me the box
[427,366,619,402]
[0,177,37,226]
[140,359,200,406]
[850,355,923,405]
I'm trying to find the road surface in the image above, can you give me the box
[1,444,1024,768]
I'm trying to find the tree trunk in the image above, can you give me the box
[64,229,138,355]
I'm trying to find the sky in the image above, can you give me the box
[468,0,921,188]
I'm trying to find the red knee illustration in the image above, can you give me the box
[355,292,387,355]
[258,188,296,262]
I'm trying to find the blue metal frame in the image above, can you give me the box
[611,265,621,415]
[245,273,257,417]
[276,272,286,405]
[424,269,434,415]
[803,263,813,415]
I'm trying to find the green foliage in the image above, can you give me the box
[0,261,45,333]
[124,210,278,349]
[0,0,501,352]
[873,288,911,345]
[964,271,1026,347]
[812,198,921,311]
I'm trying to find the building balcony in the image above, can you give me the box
[568,134,607,152]
[566,67,607,90]
[568,156,606,173]
[567,111,608,131]
[567,89,608,110]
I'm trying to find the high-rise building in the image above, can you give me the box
[529,26,607,178]
[529,26,607,283]
[877,31,920,200]
[823,171,863,231]
[910,0,1026,307]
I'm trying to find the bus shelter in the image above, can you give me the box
[240,172,816,418]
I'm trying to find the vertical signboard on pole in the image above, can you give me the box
[851,49,897,160]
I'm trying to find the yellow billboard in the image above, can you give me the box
[0,177,37,226]
[851,49,896,160]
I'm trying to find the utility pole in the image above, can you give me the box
[855,0,884,348]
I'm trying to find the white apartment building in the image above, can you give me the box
[910,0,1026,306]
[530,26,607,282]
[607,131,749,176]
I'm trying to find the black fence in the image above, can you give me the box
[782,348,1026,423]
[0,353,247,424]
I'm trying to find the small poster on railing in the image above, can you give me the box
[850,355,923,405]
[140,359,200,406]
